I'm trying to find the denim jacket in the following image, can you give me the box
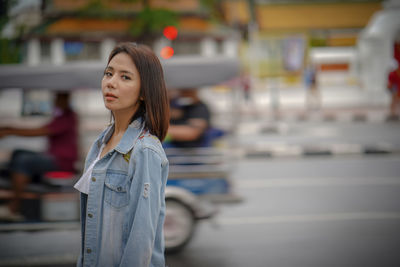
[77,118,169,267]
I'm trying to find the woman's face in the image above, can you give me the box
[102,52,141,116]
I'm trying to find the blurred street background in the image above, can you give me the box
[1,0,400,266]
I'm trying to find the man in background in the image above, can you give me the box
[0,92,78,221]
[166,88,211,148]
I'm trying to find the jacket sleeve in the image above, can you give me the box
[119,146,166,267]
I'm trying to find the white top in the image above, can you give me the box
[74,144,105,194]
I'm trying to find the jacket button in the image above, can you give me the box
[117,186,122,191]
[88,213,93,218]
[86,248,92,254]
[91,177,96,182]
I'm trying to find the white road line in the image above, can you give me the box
[218,212,400,226]
[0,253,77,267]
[236,177,400,188]
[0,222,80,232]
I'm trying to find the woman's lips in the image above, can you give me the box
[105,93,117,101]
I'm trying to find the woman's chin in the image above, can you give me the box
[104,103,115,111]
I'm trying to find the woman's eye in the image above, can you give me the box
[104,71,112,77]
[122,75,131,80]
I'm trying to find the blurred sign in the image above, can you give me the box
[250,34,306,78]
[282,36,305,72]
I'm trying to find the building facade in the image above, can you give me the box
[19,0,240,66]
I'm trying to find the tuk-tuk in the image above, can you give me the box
[0,55,241,252]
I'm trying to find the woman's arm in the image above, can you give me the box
[119,146,167,267]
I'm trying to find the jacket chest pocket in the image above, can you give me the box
[104,171,130,209]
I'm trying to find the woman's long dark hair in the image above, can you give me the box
[107,42,170,141]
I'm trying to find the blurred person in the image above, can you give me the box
[304,63,321,111]
[240,71,252,104]
[224,70,255,113]
[166,88,211,148]
[74,43,169,267]
[387,65,400,120]
[0,91,78,221]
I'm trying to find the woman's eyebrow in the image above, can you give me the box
[119,70,134,75]
[105,66,134,75]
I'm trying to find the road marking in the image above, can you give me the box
[0,253,77,267]
[218,212,400,226]
[0,222,79,232]
[236,177,400,188]
[307,126,338,137]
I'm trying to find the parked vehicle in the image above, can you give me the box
[0,55,240,252]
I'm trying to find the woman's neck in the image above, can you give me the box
[112,110,135,135]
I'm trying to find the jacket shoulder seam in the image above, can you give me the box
[134,138,168,166]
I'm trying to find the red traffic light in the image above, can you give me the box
[160,46,174,59]
[163,26,178,40]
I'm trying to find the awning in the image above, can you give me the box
[0,56,240,90]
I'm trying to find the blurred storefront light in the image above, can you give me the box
[160,46,174,59]
[163,26,178,40]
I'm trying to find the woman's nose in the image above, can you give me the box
[106,75,117,89]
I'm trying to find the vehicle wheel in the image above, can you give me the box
[164,199,195,253]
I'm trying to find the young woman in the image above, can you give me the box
[74,43,170,267]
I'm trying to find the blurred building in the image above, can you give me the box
[11,0,240,66]
[0,0,243,122]
[2,0,393,91]
[221,0,383,87]
[357,0,400,96]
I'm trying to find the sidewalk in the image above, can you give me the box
[199,83,400,159]
[202,83,392,124]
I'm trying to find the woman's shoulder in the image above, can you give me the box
[135,130,167,162]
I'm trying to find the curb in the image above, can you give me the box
[0,253,77,267]
[290,111,387,123]
[234,109,398,125]
[0,221,79,232]
[240,144,400,159]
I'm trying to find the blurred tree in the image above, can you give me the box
[0,0,8,30]
[77,0,113,18]
[77,0,227,44]
[128,3,178,44]
[0,0,21,64]
[200,0,225,23]
[78,0,178,44]
[0,38,20,64]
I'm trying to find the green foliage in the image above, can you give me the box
[199,0,224,23]
[0,0,22,63]
[76,0,178,39]
[0,38,21,64]
[77,0,112,18]
[0,16,7,32]
[0,0,16,33]
[129,7,178,37]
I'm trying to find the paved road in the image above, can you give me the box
[0,154,399,267]
[167,155,400,267]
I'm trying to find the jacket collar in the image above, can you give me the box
[100,118,144,154]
